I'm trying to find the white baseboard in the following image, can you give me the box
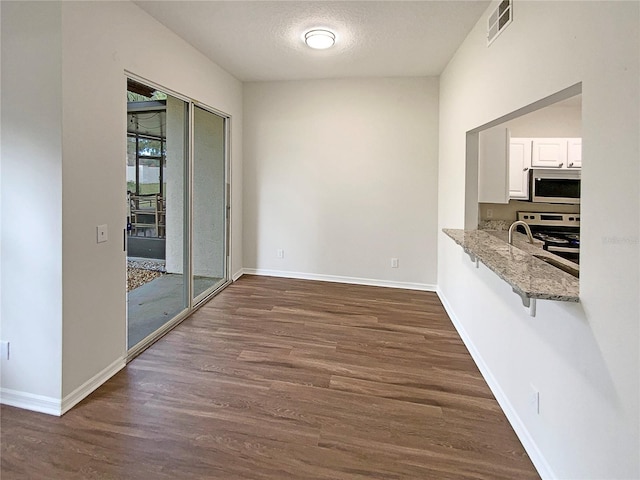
[0,388,62,416]
[232,268,244,281]
[436,287,554,480]
[242,268,436,292]
[61,356,126,414]
[1,356,126,416]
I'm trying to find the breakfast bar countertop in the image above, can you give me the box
[443,228,580,302]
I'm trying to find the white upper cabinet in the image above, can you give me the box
[479,134,581,205]
[509,138,532,200]
[531,138,582,168]
[567,138,582,168]
[532,138,568,168]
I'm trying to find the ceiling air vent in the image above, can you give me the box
[487,0,513,45]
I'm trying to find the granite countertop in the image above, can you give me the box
[443,229,579,302]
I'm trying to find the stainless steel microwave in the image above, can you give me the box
[531,168,581,204]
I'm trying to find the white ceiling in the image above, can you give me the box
[134,1,491,82]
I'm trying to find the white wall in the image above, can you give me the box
[1,2,64,407]
[438,2,639,479]
[1,0,243,412]
[243,77,439,289]
[504,100,582,138]
[59,1,243,401]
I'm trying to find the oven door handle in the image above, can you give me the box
[547,245,579,253]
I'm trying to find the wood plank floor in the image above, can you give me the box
[1,275,540,479]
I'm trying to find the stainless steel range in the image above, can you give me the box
[516,211,580,264]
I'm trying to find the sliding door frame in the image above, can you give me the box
[190,101,232,308]
[125,72,232,361]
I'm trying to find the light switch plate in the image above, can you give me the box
[97,224,108,243]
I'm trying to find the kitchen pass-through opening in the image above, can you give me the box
[464,82,582,269]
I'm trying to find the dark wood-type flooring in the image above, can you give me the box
[1,275,540,479]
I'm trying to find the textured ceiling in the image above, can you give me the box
[134,1,491,82]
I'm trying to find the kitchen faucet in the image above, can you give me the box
[508,220,535,245]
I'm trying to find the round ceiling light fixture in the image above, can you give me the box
[304,29,336,49]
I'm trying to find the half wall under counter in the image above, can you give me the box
[442,229,579,307]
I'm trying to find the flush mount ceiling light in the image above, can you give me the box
[304,29,336,49]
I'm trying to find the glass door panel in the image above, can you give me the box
[126,82,188,350]
[191,105,227,301]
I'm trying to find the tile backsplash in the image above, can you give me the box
[480,200,580,226]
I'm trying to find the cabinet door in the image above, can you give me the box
[509,138,531,199]
[478,127,509,204]
[532,138,567,168]
[567,138,582,168]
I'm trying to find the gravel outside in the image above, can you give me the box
[127,259,166,292]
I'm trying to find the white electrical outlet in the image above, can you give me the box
[97,224,108,243]
[277,249,284,259]
[1,341,10,360]
[391,258,399,268]
[486,209,494,219]
[529,384,540,415]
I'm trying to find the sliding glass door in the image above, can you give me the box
[192,105,228,302]
[126,78,229,355]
